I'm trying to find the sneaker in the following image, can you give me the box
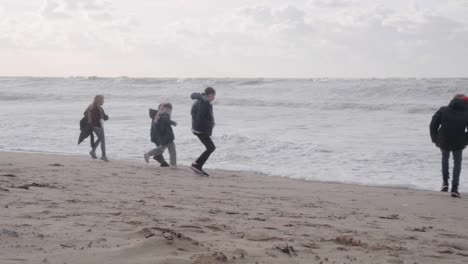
[89,150,97,159]
[144,153,150,163]
[451,187,461,198]
[190,164,209,176]
[170,165,178,170]
[154,155,168,165]
[101,156,109,162]
[441,185,449,192]
[160,161,170,167]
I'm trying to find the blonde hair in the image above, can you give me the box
[92,95,104,108]
[154,102,173,123]
[86,95,104,123]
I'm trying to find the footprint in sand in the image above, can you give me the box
[204,224,228,232]
[245,232,283,242]
[191,252,228,264]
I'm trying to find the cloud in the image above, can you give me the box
[308,0,354,8]
[141,2,468,74]
[41,0,70,19]
[41,0,114,21]
[0,0,138,54]
[457,0,468,6]
[146,5,321,62]
[87,11,113,21]
[3,1,468,77]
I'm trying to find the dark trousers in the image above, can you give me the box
[195,133,216,168]
[441,149,462,188]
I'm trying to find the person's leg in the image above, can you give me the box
[194,134,216,168]
[441,150,450,191]
[90,132,95,149]
[153,144,168,165]
[148,145,167,157]
[166,141,177,166]
[452,150,462,194]
[89,131,97,159]
[92,128,101,151]
[93,127,107,160]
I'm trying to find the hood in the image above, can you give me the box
[449,98,467,111]
[154,104,172,123]
[190,92,208,102]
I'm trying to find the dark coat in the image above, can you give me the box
[430,98,468,151]
[86,106,109,128]
[78,116,93,146]
[151,113,175,146]
[149,108,159,145]
[191,93,214,136]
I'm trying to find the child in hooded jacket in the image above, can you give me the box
[144,103,177,168]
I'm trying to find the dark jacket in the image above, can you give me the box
[430,98,468,151]
[78,116,93,146]
[151,113,176,146]
[191,93,215,136]
[86,106,109,128]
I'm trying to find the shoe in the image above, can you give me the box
[451,187,461,198]
[441,178,449,192]
[101,156,109,162]
[144,153,150,163]
[170,165,178,170]
[190,163,209,176]
[89,150,97,159]
[160,161,170,167]
[154,155,168,165]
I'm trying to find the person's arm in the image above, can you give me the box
[430,109,441,144]
[100,107,109,121]
[150,122,159,144]
[170,120,177,126]
[158,114,171,126]
[465,116,468,145]
[197,102,210,123]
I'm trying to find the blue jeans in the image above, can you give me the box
[92,127,106,158]
[441,149,462,188]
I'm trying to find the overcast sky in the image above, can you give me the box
[0,0,467,78]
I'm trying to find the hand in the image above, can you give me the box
[172,121,177,126]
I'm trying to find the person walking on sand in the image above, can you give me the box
[148,106,170,167]
[430,94,468,198]
[144,103,177,169]
[85,95,109,162]
[190,87,216,176]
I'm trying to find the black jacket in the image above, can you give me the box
[151,113,175,146]
[191,93,215,136]
[86,106,109,128]
[78,116,93,145]
[430,98,468,151]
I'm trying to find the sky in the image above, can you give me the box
[0,0,467,78]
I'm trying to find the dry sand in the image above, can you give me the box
[1,151,468,264]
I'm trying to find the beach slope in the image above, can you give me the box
[1,152,468,264]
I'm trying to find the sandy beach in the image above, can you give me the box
[1,151,468,264]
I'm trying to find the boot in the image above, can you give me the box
[154,155,169,167]
[441,178,449,192]
[451,186,460,198]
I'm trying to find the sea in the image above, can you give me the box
[1,77,468,191]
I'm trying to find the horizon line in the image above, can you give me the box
[1,75,468,80]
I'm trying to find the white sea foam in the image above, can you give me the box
[1,77,467,191]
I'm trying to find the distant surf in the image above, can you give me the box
[1,77,467,191]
